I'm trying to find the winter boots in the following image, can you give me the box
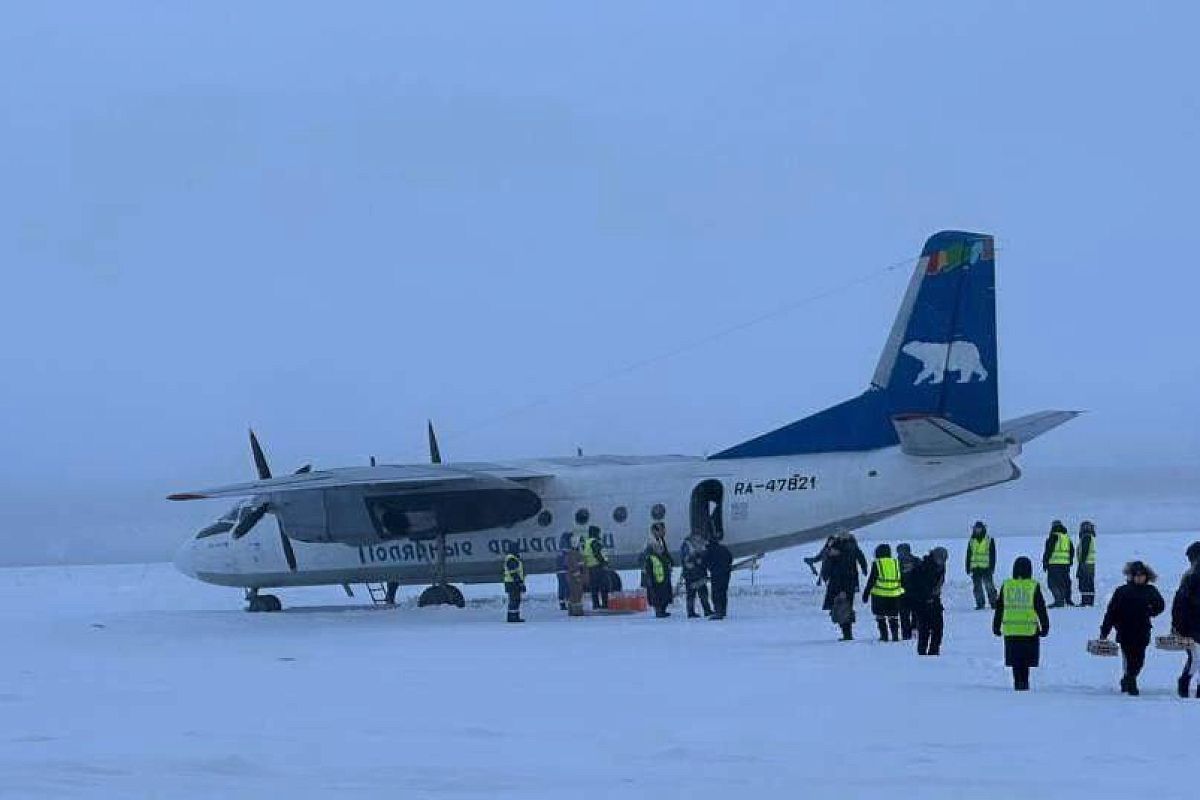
[1013,667,1031,691]
[506,611,524,623]
[839,623,854,641]
[1178,674,1190,698]
[876,617,901,642]
[1120,676,1140,696]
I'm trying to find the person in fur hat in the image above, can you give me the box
[1099,560,1165,696]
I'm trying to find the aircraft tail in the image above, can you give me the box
[712,231,1004,458]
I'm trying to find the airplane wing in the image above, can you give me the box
[168,463,551,501]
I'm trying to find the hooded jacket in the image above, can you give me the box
[993,557,1051,638]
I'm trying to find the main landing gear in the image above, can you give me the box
[245,588,282,613]
[417,530,466,608]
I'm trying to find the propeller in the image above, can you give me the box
[235,430,300,572]
[427,420,442,464]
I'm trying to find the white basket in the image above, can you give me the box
[1086,639,1119,657]
[1155,634,1191,652]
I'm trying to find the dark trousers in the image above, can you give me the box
[915,600,944,655]
[1047,565,1073,605]
[589,566,609,609]
[899,599,917,640]
[1122,640,1148,681]
[686,580,713,617]
[970,570,998,609]
[711,574,730,618]
[1012,665,1031,691]
[1077,565,1096,606]
[505,584,523,622]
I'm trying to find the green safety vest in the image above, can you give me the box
[968,535,992,570]
[581,536,601,568]
[1001,578,1040,636]
[503,554,524,584]
[871,557,904,598]
[648,553,666,584]
[1082,534,1097,566]
[1048,531,1073,566]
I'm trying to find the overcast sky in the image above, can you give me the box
[2,3,1198,563]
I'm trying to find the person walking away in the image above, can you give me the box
[896,543,920,640]
[1042,520,1075,607]
[706,534,733,621]
[910,547,948,655]
[993,557,1051,691]
[580,524,610,610]
[564,535,586,616]
[966,520,999,610]
[643,532,674,618]
[1099,560,1165,696]
[502,541,526,623]
[680,531,713,618]
[804,536,836,579]
[821,535,858,640]
[863,544,905,642]
[1171,541,1200,698]
[1077,521,1098,607]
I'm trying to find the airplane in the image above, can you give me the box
[170,230,1077,612]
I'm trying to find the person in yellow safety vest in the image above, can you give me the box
[580,523,610,610]
[1077,520,1098,607]
[1041,519,1076,608]
[863,543,905,641]
[993,556,1051,691]
[965,520,999,610]
[502,540,526,623]
[643,530,675,618]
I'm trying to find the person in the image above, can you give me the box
[1171,541,1200,698]
[680,531,713,618]
[821,533,864,640]
[1099,560,1165,696]
[555,533,572,611]
[643,531,674,618]
[1042,519,1076,607]
[706,533,733,621]
[896,543,920,640]
[564,534,586,616]
[580,524,610,610]
[502,541,526,623]
[909,547,948,656]
[1077,521,1098,607]
[993,556,1051,691]
[804,536,836,578]
[863,543,905,642]
[965,520,998,610]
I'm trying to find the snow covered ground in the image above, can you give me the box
[2,530,1198,799]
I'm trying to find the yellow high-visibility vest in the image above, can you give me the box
[648,553,666,584]
[968,535,993,570]
[1001,578,1040,636]
[503,554,524,584]
[871,557,904,598]
[1082,535,1097,566]
[581,536,601,568]
[1048,532,1073,566]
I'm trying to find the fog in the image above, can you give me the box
[2,4,1197,564]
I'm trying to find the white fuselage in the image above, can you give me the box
[174,444,1021,591]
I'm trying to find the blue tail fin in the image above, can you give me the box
[712,231,998,458]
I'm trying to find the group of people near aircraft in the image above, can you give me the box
[805,520,1200,697]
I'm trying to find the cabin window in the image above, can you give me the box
[613,506,628,524]
[651,503,666,521]
[575,508,590,526]
[537,510,553,527]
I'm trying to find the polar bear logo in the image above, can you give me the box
[901,341,989,385]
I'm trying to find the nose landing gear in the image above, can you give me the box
[416,530,466,608]
[245,588,282,613]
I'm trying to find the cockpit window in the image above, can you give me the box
[196,503,245,538]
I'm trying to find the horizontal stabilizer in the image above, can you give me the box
[892,414,1008,457]
[998,410,1081,445]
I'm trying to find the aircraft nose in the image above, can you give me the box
[174,541,197,578]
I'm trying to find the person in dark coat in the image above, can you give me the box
[1171,541,1200,698]
[863,543,905,642]
[820,533,862,640]
[555,532,573,611]
[642,531,674,618]
[896,543,921,640]
[993,556,1051,691]
[908,547,948,655]
[804,536,836,578]
[1099,560,1165,696]
[1042,519,1075,607]
[1077,521,1098,607]
[705,535,733,621]
[680,532,713,618]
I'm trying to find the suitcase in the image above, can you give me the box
[1155,634,1191,651]
[1086,639,1119,657]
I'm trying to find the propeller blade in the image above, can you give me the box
[427,420,442,464]
[249,429,272,480]
[369,455,377,467]
[293,464,312,475]
[232,502,270,539]
[279,530,298,571]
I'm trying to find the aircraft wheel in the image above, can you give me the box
[247,595,267,613]
[446,585,466,608]
[417,585,465,607]
[262,594,283,612]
